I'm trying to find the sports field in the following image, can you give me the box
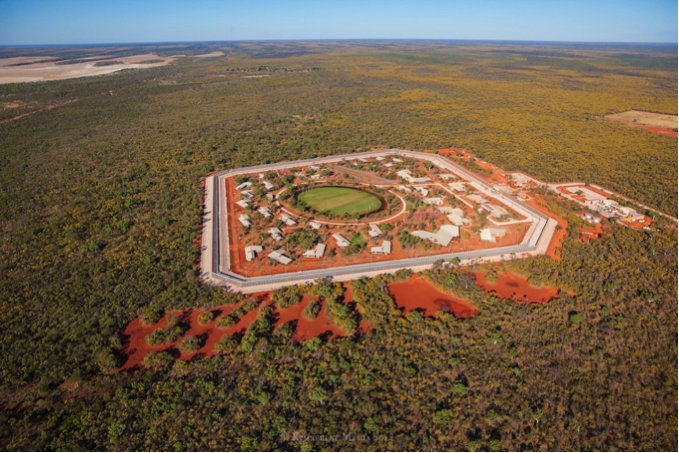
[298,187,381,216]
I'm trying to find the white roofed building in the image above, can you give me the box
[397,169,431,184]
[447,208,470,226]
[280,214,297,226]
[235,182,252,191]
[303,243,326,259]
[258,206,272,219]
[411,224,459,246]
[269,227,283,242]
[368,223,382,238]
[371,240,392,255]
[308,221,322,230]
[480,227,507,243]
[269,249,293,265]
[333,233,351,248]
[244,245,263,261]
[423,197,443,206]
[236,200,250,209]
[449,182,466,192]
[238,214,251,228]
[262,180,275,190]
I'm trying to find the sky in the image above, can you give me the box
[0,0,677,46]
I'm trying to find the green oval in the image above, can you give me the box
[297,187,382,216]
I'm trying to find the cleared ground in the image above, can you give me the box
[298,187,381,216]
[605,110,678,129]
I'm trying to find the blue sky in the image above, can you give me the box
[0,0,676,45]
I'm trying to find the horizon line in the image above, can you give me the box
[1,38,677,48]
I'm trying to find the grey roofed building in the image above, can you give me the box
[238,214,251,228]
[235,181,253,191]
[303,243,326,259]
[448,182,466,192]
[258,206,272,218]
[268,249,293,265]
[480,227,507,242]
[332,233,351,248]
[397,169,431,184]
[447,208,470,226]
[244,245,263,261]
[262,180,275,190]
[467,194,487,204]
[279,213,297,226]
[411,224,459,246]
[268,227,283,242]
[370,240,392,255]
[482,204,509,219]
[368,223,382,238]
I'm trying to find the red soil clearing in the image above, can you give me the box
[273,294,346,341]
[117,291,366,371]
[624,123,678,138]
[472,270,559,304]
[525,195,568,260]
[388,276,477,318]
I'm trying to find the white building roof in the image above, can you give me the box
[238,214,251,228]
[447,208,469,226]
[308,221,322,230]
[414,186,429,197]
[370,240,392,255]
[236,200,250,209]
[438,174,454,180]
[262,180,275,190]
[449,182,466,192]
[423,197,443,205]
[438,206,454,214]
[235,182,252,191]
[467,194,487,204]
[268,227,283,242]
[303,243,326,259]
[269,249,293,265]
[280,214,297,226]
[240,190,254,198]
[368,223,382,238]
[244,245,263,261]
[480,227,507,242]
[257,207,271,219]
[397,185,412,193]
[383,163,393,168]
[332,233,351,248]
[392,158,403,163]
[411,224,459,246]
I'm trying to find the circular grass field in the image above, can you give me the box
[298,187,382,216]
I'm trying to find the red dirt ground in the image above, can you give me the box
[388,276,478,318]
[272,294,346,341]
[622,123,678,138]
[472,270,559,304]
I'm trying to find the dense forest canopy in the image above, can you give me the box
[0,41,676,451]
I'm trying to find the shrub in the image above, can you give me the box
[178,336,202,352]
[214,334,239,353]
[141,306,163,325]
[197,311,214,325]
[216,314,238,328]
[142,351,173,367]
[302,299,321,319]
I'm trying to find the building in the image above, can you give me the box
[375,156,384,161]
[480,227,507,243]
[368,223,382,238]
[309,165,321,170]
[280,213,297,226]
[236,200,250,209]
[383,163,393,168]
[269,227,283,242]
[481,204,509,219]
[449,182,466,193]
[438,174,454,180]
[397,185,412,193]
[310,174,322,180]
[411,224,459,246]
[238,214,251,228]
[423,197,443,206]
[303,243,326,259]
[467,194,486,205]
[240,190,254,199]
[509,173,532,186]
[244,245,263,261]
[392,158,403,163]
[269,249,293,265]
[332,233,351,248]
[258,206,272,219]
[447,208,470,226]
[235,181,252,191]
[438,206,454,214]
[413,186,429,197]
[308,221,322,230]
[262,180,275,190]
[397,169,431,184]
[371,240,392,255]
